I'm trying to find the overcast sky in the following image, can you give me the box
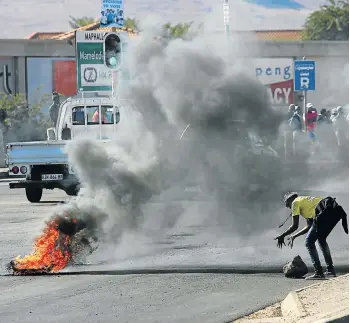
[0,0,328,38]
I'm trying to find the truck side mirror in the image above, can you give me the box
[47,127,56,141]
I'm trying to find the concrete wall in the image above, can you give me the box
[0,39,348,58]
[0,39,348,166]
[0,40,348,109]
[0,40,75,57]
[305,56,349,108]
[0,57,26,95]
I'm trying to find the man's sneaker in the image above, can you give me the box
[305,273,326,280]
[324,269,336,277]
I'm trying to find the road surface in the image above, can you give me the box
[0,179,348,322]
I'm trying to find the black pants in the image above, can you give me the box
[305,198,346,272]
[305,217,339,272]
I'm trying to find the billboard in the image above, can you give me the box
[100,0,124,28]
[253,58,294,105]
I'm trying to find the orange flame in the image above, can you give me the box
[12,220,72,273]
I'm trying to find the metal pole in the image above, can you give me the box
[223,0,230,43]
[111,27,117,99]
[302,56,307,131]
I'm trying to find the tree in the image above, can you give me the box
[69,16,139,31]
[302,0,349,40]
[69,16,97,29]
[124,17,140,31]
[163,21,202,39]
[0,91,53,143]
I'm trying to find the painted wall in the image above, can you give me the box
[26,57,76,112]
[26,56,131,112]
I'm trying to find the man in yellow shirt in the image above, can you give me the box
[274,192,348,280]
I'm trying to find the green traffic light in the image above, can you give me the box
[108,56,117,66]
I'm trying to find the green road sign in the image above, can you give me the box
[76,31,113,92]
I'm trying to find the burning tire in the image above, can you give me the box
[25,188,43,203]
[8,214,97,275]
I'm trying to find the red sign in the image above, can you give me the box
[53,60,77,96]
[267,79,294,105]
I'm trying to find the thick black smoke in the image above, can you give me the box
[63,30,289,254]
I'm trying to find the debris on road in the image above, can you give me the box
[233,274,349,322]
[283,255,308,278]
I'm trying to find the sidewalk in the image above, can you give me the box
[234,274,349,322]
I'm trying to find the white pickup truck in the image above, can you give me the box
[6,96,124,203]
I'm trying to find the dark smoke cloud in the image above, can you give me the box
[63,28,348,266]
[63,29,287,252]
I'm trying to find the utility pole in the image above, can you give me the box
[223,0,230,43]
[111,27,117,99]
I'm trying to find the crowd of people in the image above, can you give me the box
[286,102,349,158]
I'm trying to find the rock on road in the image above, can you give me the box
[0,180,348,323]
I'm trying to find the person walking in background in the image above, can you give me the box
[305,103,318,154]
[287,104,295,120]
[288,105,302,155]
[49,91,60,126]
[317,108,330,125]
[332,105,349,148]
[316,107,336,159]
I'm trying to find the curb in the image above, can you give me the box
[233,318,287,322]
[299,310,349,323]
[281,291,306,318]
[234,275,349,322]
[294,274,349,293]
[312,314,349,323]
[313,315,349,323]
[282,275,349,322]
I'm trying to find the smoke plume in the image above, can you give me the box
[62,24,348,266]
[61,27,287,254]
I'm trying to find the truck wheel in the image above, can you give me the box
[25,188,43,203]
[65,186,79,196]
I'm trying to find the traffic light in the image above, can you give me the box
[103,32,122,70]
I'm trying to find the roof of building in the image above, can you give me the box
[26,32,66,40]
[253,29,302,41]
[50,22,138,40]
[27,23,303,41]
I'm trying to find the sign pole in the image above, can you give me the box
[302,56,307,131]
[293,57,316,131]
[111,27,116,99]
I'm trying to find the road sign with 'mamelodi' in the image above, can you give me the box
[75,30,113,92]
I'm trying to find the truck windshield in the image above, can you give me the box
[72,105,120,125]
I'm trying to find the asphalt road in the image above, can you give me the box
[0,180,348,323]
